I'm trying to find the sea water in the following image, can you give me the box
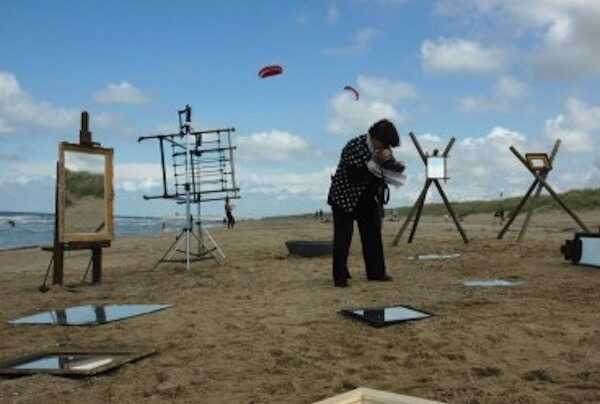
[0,212,222,250]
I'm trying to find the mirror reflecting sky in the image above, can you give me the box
[427,157,446,179]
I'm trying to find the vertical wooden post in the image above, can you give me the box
[92,246,102,284]
[52,162,64,285]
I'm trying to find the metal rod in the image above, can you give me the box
[138,127,235,142]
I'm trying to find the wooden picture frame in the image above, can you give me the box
[58,142,114,243]
[313,388,445,404]
[525,153,551,172]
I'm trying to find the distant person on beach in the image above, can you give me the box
[225,196,235,229]
[327,119,406,288]
[7,220,15,228]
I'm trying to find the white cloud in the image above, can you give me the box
[545,97,600,153]
[93,81,150,104]
[356,75,416,103]
[237,130,315,162]
[239,167,334,201]
[494,76,526,99]
[328,75,413,136]
[436,1,600,78]
[0,71,118,134]
[460,75,527,112]
[421,38,506,74]
[328,92,405,136]
[325,28,379,56]
[0,71,79,130]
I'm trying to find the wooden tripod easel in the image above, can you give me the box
[41,112,111,289]
[497,139,590,240]
[392,133,469,245]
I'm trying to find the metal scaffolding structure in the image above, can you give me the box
[138,105,240,270]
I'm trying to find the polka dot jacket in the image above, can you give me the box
[327,134,378,212]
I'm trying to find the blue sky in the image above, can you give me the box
[1,0,599,218]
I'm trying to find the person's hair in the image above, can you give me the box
[368,119,400,148]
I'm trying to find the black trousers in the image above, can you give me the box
[332,197,386,284]
[226,212,235,228]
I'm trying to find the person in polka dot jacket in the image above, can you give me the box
[327,119,406,288]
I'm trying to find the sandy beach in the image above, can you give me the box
[1,210,600,404]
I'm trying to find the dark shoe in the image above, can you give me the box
[334,280,349,288]
[367,275,393,282]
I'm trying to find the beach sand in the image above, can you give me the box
[1,210,600,404]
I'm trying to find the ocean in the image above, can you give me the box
[0,212,222,250]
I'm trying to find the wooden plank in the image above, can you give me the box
[313,387,446,404]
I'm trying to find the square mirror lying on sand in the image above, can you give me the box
[0,350,155,377]
[9,304,171,326]
[313,387,446,404]
[340,305,433,328]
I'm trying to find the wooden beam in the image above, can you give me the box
[408,180,432,243]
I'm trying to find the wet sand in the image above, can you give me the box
[1,210,600,404]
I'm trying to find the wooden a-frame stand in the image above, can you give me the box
[392,133,468,245]
[497,139,590,240]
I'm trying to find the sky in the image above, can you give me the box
[1,0,599,219]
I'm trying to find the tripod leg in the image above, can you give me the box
[408,180,432,243]
[517,181,544,242]
[152,230,184,270]
[433,180,468,243]
[202,227,226,262]
[392,182,429,246]
[497,179,538,239]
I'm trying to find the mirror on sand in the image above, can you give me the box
[59,143,113,242]
[0,350,156,376]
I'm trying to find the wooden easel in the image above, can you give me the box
[497,140,590,240]
[44,112,111,287]
[392,132,468,245]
